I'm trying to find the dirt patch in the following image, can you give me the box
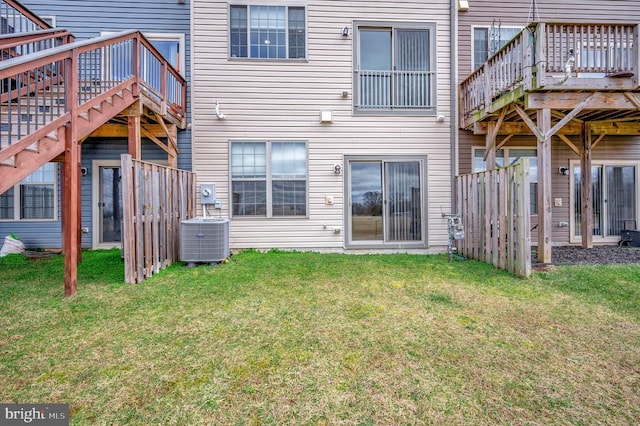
[533,245,640,265]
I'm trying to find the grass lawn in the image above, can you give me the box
[1,249,639,425]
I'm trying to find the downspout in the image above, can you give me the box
[450,0,458,213]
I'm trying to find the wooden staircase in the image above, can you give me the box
[0,0,187,296]
[0,82,138,194]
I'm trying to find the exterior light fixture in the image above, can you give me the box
[342,26,349,37]
[458,0,469,11]
[436,114,446,123]
[334,164,342,174]
[559,167,569,176]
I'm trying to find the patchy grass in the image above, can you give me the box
[0,249,639,425]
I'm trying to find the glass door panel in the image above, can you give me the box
[385,161,421,241]
[350,162,383,241]
[574,165,637,238]
[99,166,122,244]
[606,165,636,235]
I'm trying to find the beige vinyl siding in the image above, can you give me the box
[192,0,452,250]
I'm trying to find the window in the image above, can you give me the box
[473,148,538,214]
[355,22,435,112]
[473,26,521,70]
[231,141,307,217]
[105,32,185,82]
[0,163,57,221]
[230,5,306,59]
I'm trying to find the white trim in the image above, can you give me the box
[92,160,121,249]
[144,32,186,76]
[569,159,640,244]
[100,31,186,77]
[41,16,56,28]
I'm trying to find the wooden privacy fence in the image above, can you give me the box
[456,159,531,277]
[121,154,196,283]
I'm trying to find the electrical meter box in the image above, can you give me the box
[200,183,216,205]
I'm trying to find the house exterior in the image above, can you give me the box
[0,0,191,250]
[191,0,454,252]
[457,0,640,260]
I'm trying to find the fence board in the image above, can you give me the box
[121,154,196,284]
[456,160,531,277]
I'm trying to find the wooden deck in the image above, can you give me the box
[459,22,640,264]
[461,22,640,131]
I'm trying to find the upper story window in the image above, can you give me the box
[354,22,436,113]
[0,163,57,221]
[473,25,521,70]
[230,5,306,60]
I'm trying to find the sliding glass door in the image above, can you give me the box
[347,157,426,247]
[573,163,637,241]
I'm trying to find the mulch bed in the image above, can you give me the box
[534,245,640,265]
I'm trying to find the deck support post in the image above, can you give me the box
[536,108,552,263]
[128,115,142,160]
[580,123,594,248]
[63,125,80,297]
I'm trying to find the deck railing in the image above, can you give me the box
[0,28,74,61]
[460,22,640,128]
[0,0,51,34]
[356,69,435,110]
[0,30,187,150]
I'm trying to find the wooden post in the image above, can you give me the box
[62,50,80,297]
[121,154,136,284]
[128,115,141,159]
[63,126,80,297]
[537,109,552,263]
[516,158,532,277]
[581,123,594,248]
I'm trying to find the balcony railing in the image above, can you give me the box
[356,69,435,111]
[460,22,640,128]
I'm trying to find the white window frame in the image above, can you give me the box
[0,163,58,222]
[471,25,522,70]
[353,21,437,115]
[228,4,308,60]
[229,140,309,218]
[101,31,186,82]
[569,159,640,244]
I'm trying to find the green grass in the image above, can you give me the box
[1,249,639,425]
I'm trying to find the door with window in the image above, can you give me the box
[346,157,426,247]
[92,161,122,248]
[572,163,638,242]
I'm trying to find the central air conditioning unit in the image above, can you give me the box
[180,217,230,264]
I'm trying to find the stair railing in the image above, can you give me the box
[1,30,186,153]
[0,0,52,34]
